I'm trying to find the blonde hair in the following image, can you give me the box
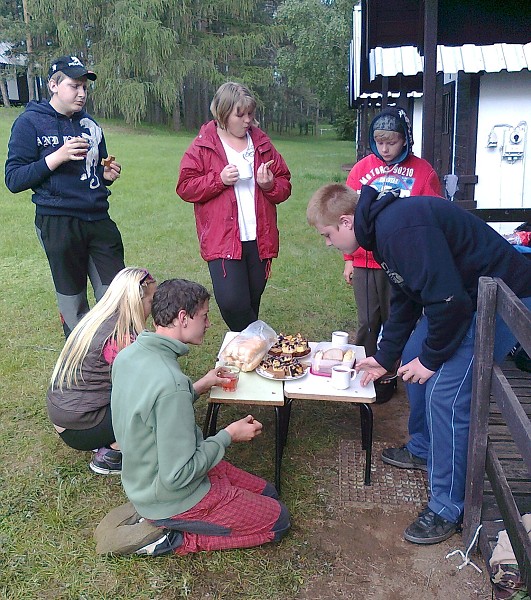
[307,183,359,228]
[210,82,258,129]
[50,267,156,391]
[373,130,405,143]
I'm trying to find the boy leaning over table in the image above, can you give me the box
[110,278,290,556]
[306,183,531,545]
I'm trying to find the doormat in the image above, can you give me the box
[338,440,429,507]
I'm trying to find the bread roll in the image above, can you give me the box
[322,347,343,361]
[221,335,269,371]
[342,349,355,364]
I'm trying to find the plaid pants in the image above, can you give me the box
[150,461,284,555]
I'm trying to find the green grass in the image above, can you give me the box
[0,107,358,599]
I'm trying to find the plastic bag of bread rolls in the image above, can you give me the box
[220,320,277,372]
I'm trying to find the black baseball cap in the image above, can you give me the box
[48,56,97,81]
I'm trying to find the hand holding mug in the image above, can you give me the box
[221,164,239,186]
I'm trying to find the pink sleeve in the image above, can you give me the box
[103,339,119,365]
[343,165,362,261]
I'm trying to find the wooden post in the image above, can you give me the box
[421,0,438,165]
[463,277,497,546]
[22,0,36,102]
[381,76,388,109]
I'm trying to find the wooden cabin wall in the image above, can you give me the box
[436,72,480,208]
[453,73,480,208]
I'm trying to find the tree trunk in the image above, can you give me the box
[172,102,181,131]
[22,0,36,101]
[0,78,11,107]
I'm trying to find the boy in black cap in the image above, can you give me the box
[5,55,124,337]
[342,107,442,403]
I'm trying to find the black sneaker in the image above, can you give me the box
[381,445,427,471]
[404,507,461,544]
[89,447,122,475]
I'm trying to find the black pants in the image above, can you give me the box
[35,214,125,337]
[59,405,115,451]
[208,241,269,332]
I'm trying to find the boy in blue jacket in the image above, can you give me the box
[307,183,531,544]
[5,56,124,337]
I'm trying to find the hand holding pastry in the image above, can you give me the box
[101,155,121,181]
[256,159,274,191]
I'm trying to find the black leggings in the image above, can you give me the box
[208,241,269,332]
[58,405,115,451]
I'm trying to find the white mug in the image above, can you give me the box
[238,161,253,180]
[331,366,356,390]
[331,331,349,347]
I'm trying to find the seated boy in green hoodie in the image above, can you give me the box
[111,278,290,556]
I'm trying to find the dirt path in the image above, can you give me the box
[295,385,493,600]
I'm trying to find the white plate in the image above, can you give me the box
[255,366,309,381]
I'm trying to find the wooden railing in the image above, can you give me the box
[464,277,531,590]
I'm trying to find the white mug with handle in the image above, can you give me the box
[331,365,356,390]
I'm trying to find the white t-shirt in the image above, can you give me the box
[221,135,256,242]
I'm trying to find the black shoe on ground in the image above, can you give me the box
[404,507,461,544]
[89,447,122,475]
[381,445,427,471]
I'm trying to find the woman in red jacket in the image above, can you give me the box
[176,82,291,331]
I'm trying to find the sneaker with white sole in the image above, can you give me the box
[404,507,461,544]
[381,445,427,471]
[89,447,122,475]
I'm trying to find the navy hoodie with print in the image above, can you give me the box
[354,185,531,373]
[5,100,112,221]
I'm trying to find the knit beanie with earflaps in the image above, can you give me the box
[369,107,414,165]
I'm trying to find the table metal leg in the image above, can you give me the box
[203,402,214,438]
[279,399,292,451]
[274,406,283,494]
[359,403,373,485]
[272,399,293,494]
[207,403,221,437]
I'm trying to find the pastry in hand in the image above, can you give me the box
[101,155,115,167]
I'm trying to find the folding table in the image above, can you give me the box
[203,334,376,492]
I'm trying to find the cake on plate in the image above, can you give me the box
[268,333,310,358]
[259,355,306,379]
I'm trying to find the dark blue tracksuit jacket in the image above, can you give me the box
[354,185,531,372]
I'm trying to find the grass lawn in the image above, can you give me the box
[0,107,359,599]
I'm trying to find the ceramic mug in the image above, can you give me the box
[331,365,356,390]
[238,161,253,180]
[331,331,349,347]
